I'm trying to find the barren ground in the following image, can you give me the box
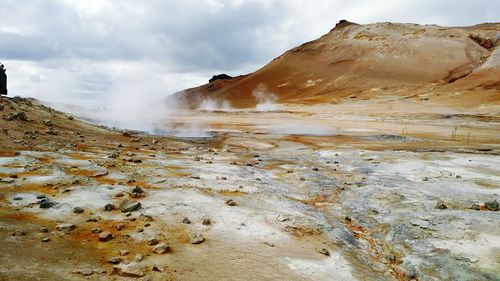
[0,96,499,281]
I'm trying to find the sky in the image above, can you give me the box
[1,0,498,108]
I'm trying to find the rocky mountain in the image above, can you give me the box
[175,20,500,108]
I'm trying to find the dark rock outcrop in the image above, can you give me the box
[209,74,233,83]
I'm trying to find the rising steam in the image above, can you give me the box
[252,84,278,112]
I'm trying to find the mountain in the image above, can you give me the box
[174,20,500,108]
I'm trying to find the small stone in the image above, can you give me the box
[108,257,122,264]
[73,206,84,214]
[319,248,330,256]
[202,218,211,225]
[108,152,119,159]
[104,203,115,211]
[312,167,319,171]
[152,242,171,254]
[41,237,50,242]
[138,213,153,222]
[36,194,46,199]
[98,231,113,242]
[189,233,205,244]
[134,254,144,262]
[73,268,93,276]
[225,199,237,206]
[91,227,102,234]
[152,264,165,272]
[263,241,274,247]
[112,262,145,277]
[471,204,481,211]
[484,200,499,211]
[182,217,191,224]
[14,112,28,121]
[39,198,56,209]
[46,127,58,135]
[299,177,305,181]
[119,250,129,256]
[13,197,23,201]
[39,227,49,233]
[86,217,98,222]
[119,199,141,212]
[116,223,125,230]
[147,237,159,246]
[56,223,76,232]
[43,119,53,126]
[12,229,26,236]
[435,200,447,210]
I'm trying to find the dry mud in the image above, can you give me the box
[0,97,499,280]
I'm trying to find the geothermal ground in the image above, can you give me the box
[0,96,499,281]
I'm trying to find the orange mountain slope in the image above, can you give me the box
[174,20,500,108]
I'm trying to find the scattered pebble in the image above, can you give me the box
[225,199,237,206]
[108,257,122,264]
[189,233,205,244]
[435,200,447,210]
[485,200,499,211]
[56,223,75,232]
[152,242,171,254]
[319,248,330,256]
[98,231,113,242]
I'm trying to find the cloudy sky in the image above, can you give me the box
[1,0,498,107]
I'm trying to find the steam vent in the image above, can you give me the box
[0,63,6,96]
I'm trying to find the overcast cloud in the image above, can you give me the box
[1,0,498,107]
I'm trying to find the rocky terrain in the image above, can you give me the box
[1,20,499,281]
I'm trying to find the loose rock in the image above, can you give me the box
[435,200,447,210]
[119,199,141,212]
[72,268,93,276]
[319,248,330,256]
[182,217,191,224]
[56,223,76,232]
[225,199,237,206]
[484,200,499,211]
[91,227,102,234]
[148,237,159,246]
[152,242,171,254]
[112,262,145,277]
[189,233,205,244]
[119,250,129,256]
[39,198,56,209]
[98,231,113,242]
[104,203,115,211]
[202,218,211,225]
[108,257,122,264]
[73,206,84,214]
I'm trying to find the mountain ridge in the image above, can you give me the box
[173,20,500,109]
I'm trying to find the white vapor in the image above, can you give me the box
[253,84,278,112]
